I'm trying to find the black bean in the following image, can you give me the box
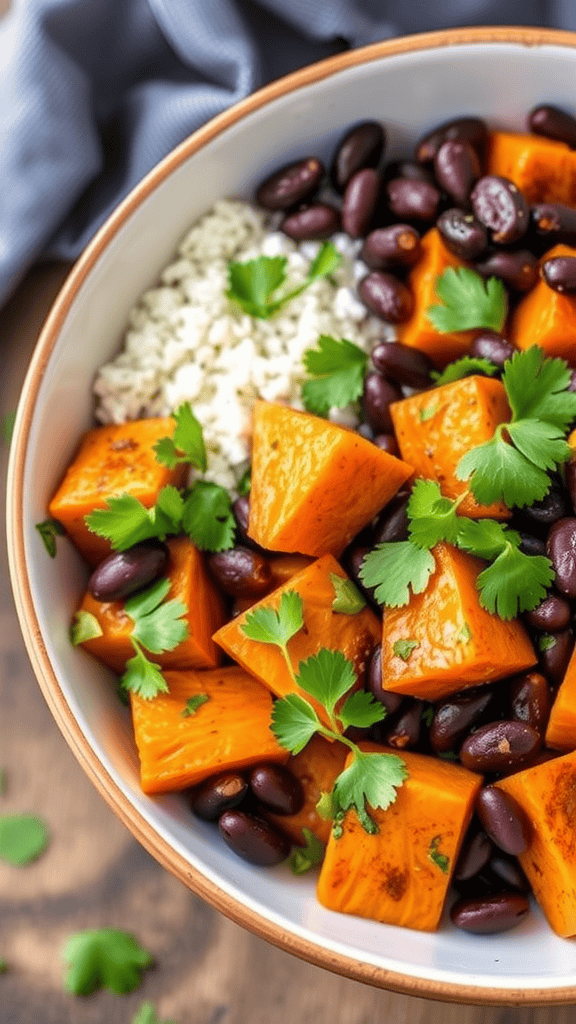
[207,546,271,598]
[384,699,424,749]
[471,176,529,245]
[488,854,530,893]
[453,828,493,882]
[256,157,324,210]
[383,160,435,185]
[547,517,576,598]
[509,671,552,735]
[434,140,481,207]
[476,786,531,856]
[330,121,385,193]
[470,332,514,368]
[357,422,374,441]
[415,116,488,165]
[232,497,266,554]
[361,225,421,272]
[526,596,571,632]
[459,720,541,773]
[88,540,169,602]
[366,645,403,714]
[342,168,381,238]
[371,341,433,389]
[450,892,530,934]
[249,764,304,816]
[190,772,248,821]
[358,273,413,324]
[530,202,576,247]
[474,249,539,292]
[372,493,410,545]
[538,628,574,686]
[386,178,441,224]
[521,484,567,527]
[436,208,488,261]
[280,203,340,240]
[569,370,576,393]
[541,255,576,294]
[361,371,402,433]
[528,104,576,148]
[218,809,290,866]
[373,433,400,457]
[429,688,497,754]
[518,532,547,557]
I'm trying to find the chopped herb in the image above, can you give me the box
[359,540,436,608]
[153,402,207,472]
[393,639,420,661]
[0,768,6,796]
[301,335,368,416]
[181,694,209,718]
[289,828,325,875]
[236,465,251,496]
[119,579,188,700]
[62,928,153,996]
[456,622,472,644]
[422,706,434,728]
[428,835,450,874]
[419,403,440,422]
[35,518,65,558]
[227,241,341,320]
[132,1002,178,1024]
[0,813,49,866]
[329,573,366,614]
[70,611,103,646]
[431,356,499,386]
[426,268,507,333]
[538,633,557,653]
[182,481,236,552]
[0,959,7,973]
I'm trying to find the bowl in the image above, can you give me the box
[9,26,576,1005]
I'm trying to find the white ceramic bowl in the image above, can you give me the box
[9,26,576,1004]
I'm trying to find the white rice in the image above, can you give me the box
[93,199,393,491]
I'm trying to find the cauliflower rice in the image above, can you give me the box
[94,200,391,491]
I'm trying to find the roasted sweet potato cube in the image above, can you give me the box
[48,417,187,565]
[496,750,576,937]
[131,666,288,794]
[510,244,576,360]
[247,401,412,557]
[395,228,478,368]
[266,735,347,846]
[545,646,576,752]
[317,743,482,931]
[390,375,511,519]
[486,130,576,205]
[213,553,381,729]
[78,537,225,673]
[382,543,536,701]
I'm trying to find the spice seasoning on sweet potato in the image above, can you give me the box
[317,743,482,931]
[247,401,413,558]
[496,750,576,937]
[486,130,576,205]
[510,243,576,360]
[213,554,381,728]
[131,666,288,794]
[395,228,479,367]
[390,375,511,519]
[382,543,537,701]
[266,735,348,846]
[78,537,225,673]
[48,418,187,566]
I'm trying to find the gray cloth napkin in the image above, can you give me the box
[0,0,566,307]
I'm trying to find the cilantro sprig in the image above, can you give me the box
[426,268,507,333]
[154,402,207,471]
[301,335,368,416]
[227,241,341,319]
[0,813,50,866]
[241,592,407,836]
[119,579,188,699]
[62,928,153,996]
[431,355,499,386]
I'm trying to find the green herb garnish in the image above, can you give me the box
[289,828,325,876]
[181,480,235,551]
[62,928,153,996]
[69,610,103,646]
[330,573,366,614]
[301,335,368,416]
[0,813,49,866]
[119,579,188,700]
[132,1002,178,1024]
[181,694,209,718]
[392,639,420,661]
[227,241,341,319]
[431,356,499,386]
[428,835,450,874]
[85,487,183,551]
[154,402,207,472]
[35,518,65,558]
[427,268,507,333]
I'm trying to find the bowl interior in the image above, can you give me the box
[11,33,576,1002]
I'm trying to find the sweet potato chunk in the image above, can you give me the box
[510,243,576,360]
[545,646,576,752]
[247,401,412,557]
[78,537,225,673]
[266,736,347,846]
[213,554,381,728]
[131,666,287,794]
[486,130,576,205]
[382,543,536,701]
[48,418,186,565]
[390,375,510,519]
[317,743,482,931]
[496,750,576,936]
[395,228,478,367]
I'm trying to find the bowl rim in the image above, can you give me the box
[9,24,576,1005]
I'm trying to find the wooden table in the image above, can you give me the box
[1,267,574,1024]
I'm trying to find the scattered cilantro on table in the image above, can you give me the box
[1,409,16,446]
[0,768,6,796]
[35,517,65,557]
[426,268,507,333]
[301,335,368,416]
[62,928,153,996]
[0,958,7,973]
[119,579,188,700]
[227,241,341,319]
[132,1001,179,1024]
[0,813,50,866]
[241,592,407,836]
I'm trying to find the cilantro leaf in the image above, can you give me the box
[227,242,341,319]
[359,541,436,607]
[182,481,235,552]
[407,479,460,549]
[153,402,207,472]
[331,750,408,834]
[455,517,518,561]
[338,689,386,731]
[0,768,6,795]
[35,518,64,557]
[296,649,356,720]
[242,590,304,648]
[236,465,251,497]
[271,693,321,754]
[301,335,368,416]
[0,958,7,972]
[476,544,554,619]
[62,928,153,996]
[120,644,170,700]
[0,814,49,865]
[85,489,180,551]
[307,241,342,281]
[330,573,366,614]
[393,639,419,661]
[181,694,209,718]
[456,432,551,508]
[132,1001,178,1024]
[426,268,507,333]
[502,347,576,429]
[506,419,571,472]
[70,611,103,646]
[431,356,499,386]
[126,579,188,654]
[429,835,450,874]
[289,828,325,875]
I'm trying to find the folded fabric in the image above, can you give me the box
[0,0,561,307]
